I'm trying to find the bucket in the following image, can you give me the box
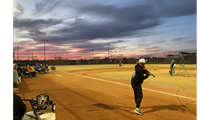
[39,113,56,120]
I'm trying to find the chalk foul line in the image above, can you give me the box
[63,72,196,101]
[55,74,62,77]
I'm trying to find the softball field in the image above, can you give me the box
[18,64,197,120]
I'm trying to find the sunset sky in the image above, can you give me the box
[13,0,197,60]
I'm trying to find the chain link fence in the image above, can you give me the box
[14,56,196,66]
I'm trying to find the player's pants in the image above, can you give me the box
[169,68,174,75]
[131,84,143,108]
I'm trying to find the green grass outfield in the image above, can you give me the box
[39,64,197,92]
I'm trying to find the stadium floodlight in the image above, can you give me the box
[41,40,48,61]
[108,44,110,58]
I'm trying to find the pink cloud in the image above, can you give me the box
[171,38,184,42]
[146,46,160,52]
[185,39,196,44]
[152,50,171,56]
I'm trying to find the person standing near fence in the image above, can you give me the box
[17,66,22,85]
[13,64,20,85]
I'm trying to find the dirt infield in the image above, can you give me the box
[17,64,196,120]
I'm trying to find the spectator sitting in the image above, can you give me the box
[22,66,31,78]
[17,66,22,84]
[13,82,36,120]
[34,65,41,74]
[40,64,46,74]
[27,64,32,70]
[17,66,22,77]
[45,64,49,73]
[26,66,36,78]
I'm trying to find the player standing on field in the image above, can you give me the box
[169,59,175,75]
[131,58,153,115]
[119,61,122,68]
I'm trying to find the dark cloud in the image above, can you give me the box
[51,19,160,41]
[79,4,158,23]
[45,0,196,43]
[78,0,196,22]
[13,0,196,60]
[28,30,47,36]
[15,0,196,44]
[72,40,123,49]
[148,0,196,17]
[70,41,121,53]
[34,0,61,14]
[13,18,62,30]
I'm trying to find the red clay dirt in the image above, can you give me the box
[17,68,196,120]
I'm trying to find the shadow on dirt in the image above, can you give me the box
[142,104,186,113]
[92,103,134,114]
[92,103,188,115]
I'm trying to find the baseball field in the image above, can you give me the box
[18,64,197,120]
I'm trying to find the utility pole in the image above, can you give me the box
[67,52,68,60]
[32,51,33,66]
[18,47,19,61]
[108,44,110,64]
[41,40,48,61]
[92,49,93,59]
[13,48,16,60]
[108,44,110,58]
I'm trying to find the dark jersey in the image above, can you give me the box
[170,61,175,68]
[131,64,149,85]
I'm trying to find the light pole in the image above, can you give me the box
[41,40,48,61]
[108,44,110,58]
[17,47,19,61]
[66,52,68,60]
[13,49,17,61]
[32,51,33,66]
[92,49,93,60]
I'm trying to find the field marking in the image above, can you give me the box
[63,72,196,101]
[55,74,62,77]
